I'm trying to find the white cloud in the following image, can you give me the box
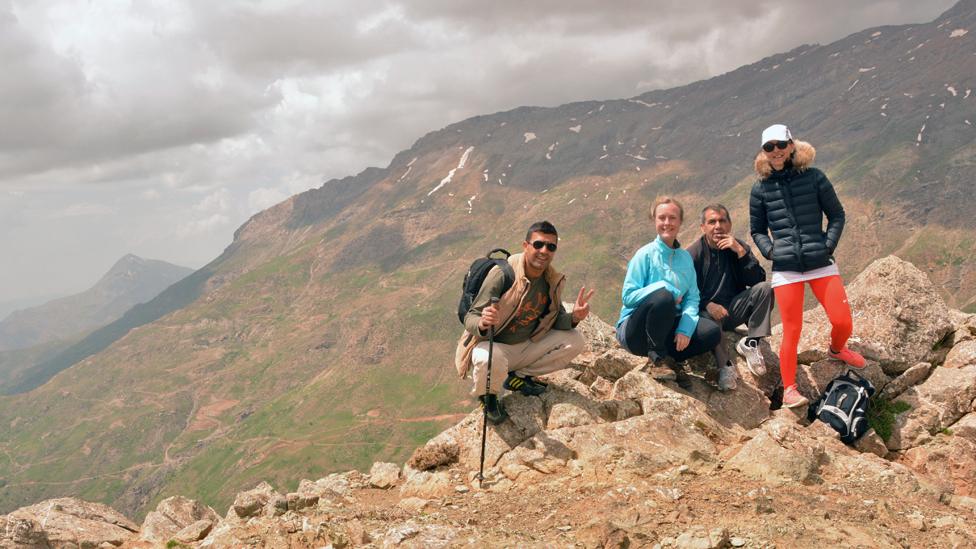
[177,213,232,238]
[50,202,116,219]
[247,187,288,214]
[193,188,231,214]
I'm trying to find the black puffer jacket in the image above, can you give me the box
[749,141,845,273]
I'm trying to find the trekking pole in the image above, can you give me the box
[478,297,499,483]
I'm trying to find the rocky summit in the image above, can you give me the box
[3,255,975,548]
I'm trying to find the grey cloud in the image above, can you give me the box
[0,7,88,151]
[328,0,958,161]
[0,3,280,182]
[398,0,942,38]
[190,3,421,78]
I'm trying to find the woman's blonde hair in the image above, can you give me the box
[649,196,684,221]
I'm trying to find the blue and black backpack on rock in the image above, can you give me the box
[457,249,515,324]
[807,369,875,444]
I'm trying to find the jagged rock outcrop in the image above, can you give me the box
[577,348,644,383]
[727,416,829,485]
[954,412,976,441]
[683,333,777,430]
[0,498,138,548]
[902,435,976,497]
[881,361,935,400]
[885,365,976,450]
[230,482,282,520]
[139,496,219,544]
[780,255,954,374]
[368,462,401,489]
[945,314,976,368]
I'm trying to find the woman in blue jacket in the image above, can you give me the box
[616,196,722,389]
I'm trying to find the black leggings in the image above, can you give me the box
[621,288,721,361]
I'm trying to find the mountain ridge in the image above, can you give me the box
[0,0,974,519]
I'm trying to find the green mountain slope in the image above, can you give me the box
[1,0,976,518]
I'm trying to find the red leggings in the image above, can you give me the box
[773,275,852,388]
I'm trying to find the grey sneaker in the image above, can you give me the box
[736,338,767,376]
[717,361,738,392]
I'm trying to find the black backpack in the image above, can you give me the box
[807,369,875,444]
[457,249,515,324]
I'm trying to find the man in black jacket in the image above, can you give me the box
[687,204,773,391]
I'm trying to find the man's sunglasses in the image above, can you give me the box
[762,140,792,153]
[529,240,558,252]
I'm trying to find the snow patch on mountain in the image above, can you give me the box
[628,99,658,108]
[546,142,558,160]
[427,146,474,196]
[397,166,412,183]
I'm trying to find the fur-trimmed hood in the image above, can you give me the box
[754,140,816,178]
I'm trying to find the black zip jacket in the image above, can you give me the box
[749,141,845,273]
[687,235,767,309]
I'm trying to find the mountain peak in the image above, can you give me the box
[0,254,193,358]
[105,253,147,274]
[99,254,190,284]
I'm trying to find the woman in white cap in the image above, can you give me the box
[749,124,864,408]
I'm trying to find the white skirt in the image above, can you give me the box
[770,263,840,288]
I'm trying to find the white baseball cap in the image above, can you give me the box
[761,124,792,146]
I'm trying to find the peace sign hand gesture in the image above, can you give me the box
[571,286,595,325]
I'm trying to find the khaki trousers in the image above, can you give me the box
[470,328,585,395]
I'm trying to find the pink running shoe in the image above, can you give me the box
[828,347,866,368]
[782,385,809,409]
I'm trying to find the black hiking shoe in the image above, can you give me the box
[479,394,508,424]
[503,372,547,396]
[671,363,693,390]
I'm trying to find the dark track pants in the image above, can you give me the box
[618,288,720,361]
[699,281,774,366]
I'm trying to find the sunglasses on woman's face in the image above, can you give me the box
[762,140,792,153]
[530,240,557,252]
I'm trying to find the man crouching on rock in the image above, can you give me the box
[456,220,595,425]
[686,203,774,392]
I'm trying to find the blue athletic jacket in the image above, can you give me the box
[616,236,700,337]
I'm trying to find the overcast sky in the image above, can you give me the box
[0,0,958,306]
